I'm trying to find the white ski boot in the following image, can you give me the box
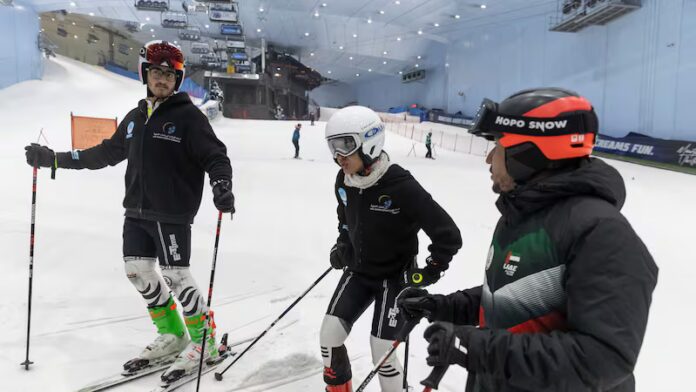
[160,311,219,384]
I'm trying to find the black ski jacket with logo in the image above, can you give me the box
[430,158,658,392]
[334,164,462,279]
[56,92,232,224]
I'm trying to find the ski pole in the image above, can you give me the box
[355,319,418,392]
[20,161,39,371]
[420,365,449,392]
[195,210,224,392]
[403,337,410,391]
[214,266,333,380]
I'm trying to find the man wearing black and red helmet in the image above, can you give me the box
[24,41,234,383]
[398,88,658,391]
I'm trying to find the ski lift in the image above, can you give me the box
[178,27,201,41]
[161,10,187,28]
[209,4,237,23]
[181,0,207,13]
[208,1,234,12]
[219,23,242,36]
[56,26,68,37]
[191,42,211,54]
[225,39,245,50]
[87,33,100,44]
[124,21,141,33]
[134,0,169,11]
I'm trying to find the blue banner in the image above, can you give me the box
[594,132,696,169]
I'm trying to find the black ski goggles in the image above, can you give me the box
[469,98,595,140]
[327,134,361,158]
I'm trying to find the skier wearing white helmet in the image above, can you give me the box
[320,106,462,392]
[24,40,234,385]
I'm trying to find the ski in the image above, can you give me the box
[77,355,178,392]
[77,334,251,392]
[149,349,233,392]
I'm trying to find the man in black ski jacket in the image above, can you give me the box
[321,106,462,392]
[24,41,234,383]
[398,88,658,392]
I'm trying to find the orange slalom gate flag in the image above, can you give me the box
[71,112,118,150]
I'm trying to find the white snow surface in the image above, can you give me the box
[1,56,694,391]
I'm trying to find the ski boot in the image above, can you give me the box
[160,311,219,383]
[326,380,353,392]
[123,297,188,373]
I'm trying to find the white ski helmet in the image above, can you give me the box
[325,106,385,165]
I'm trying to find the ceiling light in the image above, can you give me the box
[89,12,94,16]
[327,70,332,74]
[51,18,55,21]
[70,1,76,6]
[339,45,344,50]
[395,0,400,4]
[433,22,439,27]
[356,73,360,77]
[379,10,385,15]
[396,37,401,41]
[310,52,315,56]
[399,71,403,75]
[417,55,421,59]
[383,51,388,55]
[73,34,78,39]
[90,25,94,29]
[274,73,281,77]
[417,29,423,35]
[367,18,372,24]
[259,7,264,12]
[72,22,76,25]
[304,32,310,36]
[368,68,372,72]
[454,14,461,19]
[130,47,133,50]
[205,24,210,29]
[321,3,327,7]
[276,67,281,71]
[173,40,178,44]
[349,56,353,60]
[415,63,419,67]
[150,28,154,32]
[152,34,156,38]
[257,28,262,32]
[145,17,150,21]
[481,4,487,9]
[383,61,387,64]
[353,33,358,38]
[314,11,320,17]
[445,63,450,67]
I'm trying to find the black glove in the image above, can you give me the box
[212,179,235,213]
[403,265,441,287]
[424,322,473,368]
[329,242,350,269]
[397,287,443,322]
[25,144,55,168]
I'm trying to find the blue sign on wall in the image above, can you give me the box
[594,133,696,169]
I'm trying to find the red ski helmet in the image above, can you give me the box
[138,40,185,91]
[469,88,598,181]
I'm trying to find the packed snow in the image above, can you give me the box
[1,56,694,391]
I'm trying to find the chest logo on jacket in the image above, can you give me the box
[338,187,348,206]
[126,121,135,139]
[153,122,182,143]
[369,195,400,214]
[503,251,521,276]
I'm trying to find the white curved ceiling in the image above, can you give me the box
[17,0,557,81]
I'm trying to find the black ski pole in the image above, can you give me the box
[20,161,39,371]
[403,336,410,391]
[214,266,333,381]
[355,319,418,392]
[195,210,224,392]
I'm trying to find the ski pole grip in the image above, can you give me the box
[421,365,449,390]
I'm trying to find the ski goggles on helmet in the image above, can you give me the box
[143,41,185,71]
[468,98,594,141]
[327,134,361,158]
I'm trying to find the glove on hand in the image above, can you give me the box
[396,287,442,322]
[424,322,474,368]
[212,179,235,213]
[25,144,55,168]
[329,242,350,269]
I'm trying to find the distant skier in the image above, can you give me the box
[24,40,234,383]
[398,88,658,392]
[425,131,433,159]
[321,106,462,392]
[292,123,301,159]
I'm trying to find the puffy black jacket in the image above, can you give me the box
[431,158,658,392]
[334,163,462,279]
[56,92,232,224]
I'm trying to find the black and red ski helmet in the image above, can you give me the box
[138,40,186,92]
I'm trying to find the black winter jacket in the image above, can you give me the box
[431,158,658,392]
[56,92,232,224]
[334,163,462,279]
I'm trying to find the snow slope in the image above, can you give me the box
[1,56,694,391]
